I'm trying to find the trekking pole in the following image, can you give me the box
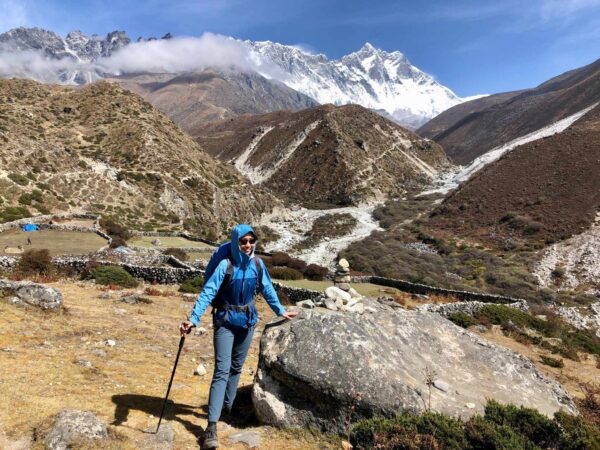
[156,331,188,433]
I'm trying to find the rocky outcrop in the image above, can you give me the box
[0,279,62,310]
[252,302,576,434]
[44,409,107,450]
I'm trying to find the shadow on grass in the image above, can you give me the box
[111,393,205,440]
[198,385,260,429]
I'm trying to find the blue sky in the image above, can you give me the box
[1,0,599,96]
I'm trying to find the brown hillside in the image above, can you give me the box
[194,104,451,206]
[0,79,278,236]
[426,104,600,249]
[112,69,317,133]
[418,58,600,164]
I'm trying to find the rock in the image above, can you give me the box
[0,279,62,310]
[150,423,175,443]
[45,409,107,450]
[104,340,116,347]
[121,294,151,305]
[98,292,111,300]
[252,303,577,434]
[335,298,344,309]
[433,380,449,392]
[152,238,161,246]
[346,302,365,314]
[323,298,338,311]
[325,286,351,303]
[341,440,353,450]
[194,364,207,376]
[337,283,351,292]
[334,275,352,283]
[195,327,208,336]
[346,298,361,308]
[347,288,362,299]
[296,300,315,309]
[228,431,261,448]
[77,359,93,369]
[338,259,350,270]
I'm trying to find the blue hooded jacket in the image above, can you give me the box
[188,224,285,328]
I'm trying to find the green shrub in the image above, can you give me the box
[179,275,203,294]
[163,248,187,261]
[540,355,564,368]
[0,206,31,223]
[269,267,303,280]
[109,236,127,249]
[305,264,329,281]
[8,173,29,186]
[16,249,52,275]
[100,218,130,240]
[91,266,138,288]
[448,312,477,329]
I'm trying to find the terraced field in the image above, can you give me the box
[0,229,107,256]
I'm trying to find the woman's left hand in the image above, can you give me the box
[281,310,299,320]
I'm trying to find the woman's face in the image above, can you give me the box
[238,233,256,256]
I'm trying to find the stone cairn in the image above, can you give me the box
[295,258,366,314]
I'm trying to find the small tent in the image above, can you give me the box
[21,223,38,232]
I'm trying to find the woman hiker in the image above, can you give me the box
[179,224,297,449]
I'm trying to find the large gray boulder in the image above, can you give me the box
[252,301,576,434]
[0,279,62,310]
[45,409,107,450]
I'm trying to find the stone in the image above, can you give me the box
[346,302,365,314]
[334,275,352,283]
[194,364,207,376]
[335,298,344,309]
[252,302,576,434]
[346,298,361,308]
[147,423,175,443]
[195,327,208,336]
[98,291,111,300]
[338,258,350,269]
[45,409,107,450]
[325,286,351,303]
[347,287,362,299]
[0,279,62,310]
[433,380,449,392]
[152,238,161,246]
[296,300,315,309]
[78,359,93,369]
[323,298,338,311]
[121,294,151,305]
[104,340,116,347]
[337,283,351,292]
[228,431,261,448]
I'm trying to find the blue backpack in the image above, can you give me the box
[204,242,262,311]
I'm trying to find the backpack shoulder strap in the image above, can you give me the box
[211,258,234,310]
[253,256,263,294]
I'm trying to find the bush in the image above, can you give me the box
[271,252,291,267]
[100,218,130,240]
[179,275,203,294]
[8,173,29,186]
[17,249,52,275]
[269,267,303,280]
[305,263,329,281]
[91,266,138,288]
[350,400,600,450]
[0,206,30,223]
[540,355,564,368]
[447,312,477,329]
[163,248,187,261]
[287,258,308,273]
[108,236,127,249]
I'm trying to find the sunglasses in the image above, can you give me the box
[239,238,256,245]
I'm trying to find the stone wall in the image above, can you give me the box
[351,275,522,305]
[0,213,98,233]
[415,299,529,316]
[273,283,323,304]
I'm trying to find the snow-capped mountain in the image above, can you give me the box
[248,41,462,128]
[0,27,130,84]
[0,27,465,127]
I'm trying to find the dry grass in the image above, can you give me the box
[0,229,106,256]
[128,236,213,250]
[473,325,600,401]
[0,280,339,449]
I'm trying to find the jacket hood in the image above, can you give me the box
[229,224,256,266]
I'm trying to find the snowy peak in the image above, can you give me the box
[248,40,462,129]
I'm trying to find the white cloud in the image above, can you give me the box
[0,32,286,84]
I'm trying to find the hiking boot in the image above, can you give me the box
[202,425,219,449]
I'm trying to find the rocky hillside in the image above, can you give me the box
[418,58,600,164]
[112,69,318,133]
[425,103,600,250]
[194,104,451,206]
[0,79,278,236]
